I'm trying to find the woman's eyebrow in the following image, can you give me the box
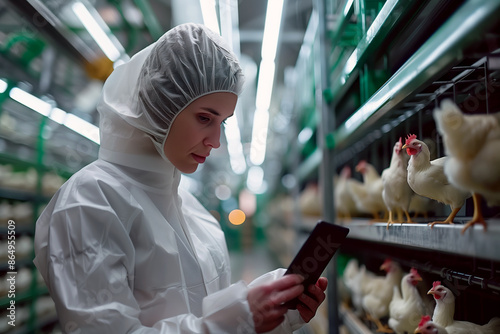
[201,107,220,116]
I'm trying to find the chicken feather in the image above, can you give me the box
[402,135,471,227]
[382,138,414,229]
[433,99,500,232]
[427,282,500,334]
[388,268,426,334]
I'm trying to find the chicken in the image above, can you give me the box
[343,258,376,316]
[388,268,426,334]
[414,316,448,334]
[409,194,433,219]
[382,138,414,229]
[349,160,387,221]
[433,99,500,233]
[299,182,322,217]
[402,135,471,228]
[334,166,359,221]
[362,259,403,333]
[427,281,500,334]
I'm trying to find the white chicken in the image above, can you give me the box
[334,166,360,221]
[414,316,448,334]
[402,135,471,228]
[388,268,426,334]
[433,99,500,233]
[409,194,433,219]
[343,258,376,316]
[299,182,322,217]
[362,259,403,333]
[349,160,387,221]
[382,138,414,229]
[427,281,500,334]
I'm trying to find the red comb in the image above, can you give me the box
[410,268,419,276]
[418,315,431,327]
[432,281,441,289]
[405,134,417,146]
[398,137,402,146]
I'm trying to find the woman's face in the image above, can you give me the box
[164,92,238,174]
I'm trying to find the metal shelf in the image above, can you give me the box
[332,0,500,151]
[344,219,500,262]
[339,304,375,334]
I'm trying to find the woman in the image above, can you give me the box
[34,23,327,333]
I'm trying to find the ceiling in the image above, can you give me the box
[0,0,315,198]
[2,0,314,117]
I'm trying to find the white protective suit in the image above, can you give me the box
[34,23,304,333]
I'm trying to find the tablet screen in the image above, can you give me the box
[284,221,349,286]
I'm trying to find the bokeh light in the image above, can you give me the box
[228,209,246,225]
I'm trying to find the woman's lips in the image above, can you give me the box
[192,154,206,163]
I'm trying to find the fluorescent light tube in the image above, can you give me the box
[261,0,284,61]
[0,79,7,94]
[64,113,100,144]
[9,87,52,116]
[200,0,220,34]
[72,2,122,61]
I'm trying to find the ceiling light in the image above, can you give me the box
[246,166,267,194]
[255,59,275,111]
[64,113,100,144]
[249,0,285,168]
[200,0,220,34]
[9,87,52,116]
[72,2,123,61]
[249,107,269,166]
[261,0,284,61]
[0,79,7,94]
[49,108,68,124]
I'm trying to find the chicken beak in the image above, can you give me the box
[402,144,408,149]
[427,289,435,295]
[414,329,422,334]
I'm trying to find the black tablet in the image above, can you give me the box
[284,221,349,306]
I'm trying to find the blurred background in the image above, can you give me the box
[0,0,500,333]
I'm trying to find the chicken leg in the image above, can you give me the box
[428,207,461,228]
[366,313,394,333]
[461,192,487,234]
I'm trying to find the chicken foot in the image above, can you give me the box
[365,314,394,333]
[461,193,487,234]
[428,207,461,228]
[386,210,414,230]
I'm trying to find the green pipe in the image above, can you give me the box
[328,0,415,106]
[133,0,163,40]
[333,0,500,150]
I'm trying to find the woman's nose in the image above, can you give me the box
[204,127,221,148]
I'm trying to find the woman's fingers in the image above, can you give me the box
[248,274,306,333]
[317,277,328,291]
[296,277,328,323]
[270,283,304,305]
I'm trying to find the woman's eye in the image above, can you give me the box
[198,115,211,123]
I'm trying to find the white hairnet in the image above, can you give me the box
[97,23,245,161]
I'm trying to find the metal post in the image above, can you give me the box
[313,0,338,333]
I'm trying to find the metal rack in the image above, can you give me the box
[285,0,500,333]
[345,219,500,263]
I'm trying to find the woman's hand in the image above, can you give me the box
[295,277,328,323]
[247,274,304,333]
